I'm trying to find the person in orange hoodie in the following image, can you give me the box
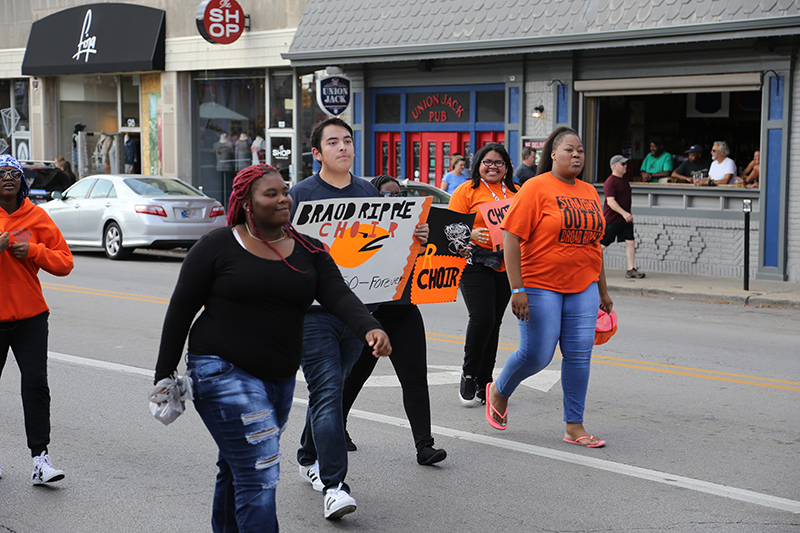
[0,154,73,484]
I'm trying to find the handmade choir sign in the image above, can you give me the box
[292,196,432,304]
[405,207,475,305]
[478,198,513,251]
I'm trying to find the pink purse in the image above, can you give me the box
[595,308,618,345]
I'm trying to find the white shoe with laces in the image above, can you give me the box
[299,461,323,491]
[324,483,357,519]
[32,451,65,485]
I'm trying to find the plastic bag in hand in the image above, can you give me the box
[148,373,193,426]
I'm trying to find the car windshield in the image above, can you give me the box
[402,183,450,204]
[123,178,203,197]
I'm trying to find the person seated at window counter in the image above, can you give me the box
[742,150,760,189]
[671,145,711,184]
[638,137,674,182]
[699,141,736,186]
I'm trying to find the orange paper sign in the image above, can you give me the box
[410,244,467,304]
[477,198,513,251]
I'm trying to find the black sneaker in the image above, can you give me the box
[459,374,479,407]
[626,268,646,279]
[345,429,357,452]
[475,385,486,405]
[416,446,447,466]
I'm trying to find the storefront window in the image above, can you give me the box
[57,75,119,170]
[476,90,504,122]
[0,80,32,158]
[121,76,140,129]
[589,91,761,185]
[14,81,29,133]
[193,70,266,205]
[299,73,329,178]
[376,94,401,123]
[0,80,11,155]
[270,72,293,129]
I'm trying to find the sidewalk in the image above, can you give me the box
[604,269,800,310]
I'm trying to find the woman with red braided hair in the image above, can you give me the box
[155,164,390,533]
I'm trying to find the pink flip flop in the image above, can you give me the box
[485,383,507,431]
[563,435,606,448]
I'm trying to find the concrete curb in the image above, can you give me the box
[605,273,800,310]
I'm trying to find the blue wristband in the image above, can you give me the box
[511,288,525,294]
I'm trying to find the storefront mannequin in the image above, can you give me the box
[214,133,235,203]
[235,133,251,173]
[251,135,265,165]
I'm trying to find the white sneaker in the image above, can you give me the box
[324,483,357,519]
[32,451,65,485]
[299,461,323,491]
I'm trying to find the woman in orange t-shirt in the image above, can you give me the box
[448,143,517,407]
[485,127,613,448]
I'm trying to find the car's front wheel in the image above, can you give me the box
[103,222,134,260]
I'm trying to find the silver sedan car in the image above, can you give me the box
[396,178,451,205]
[41,175,226,259]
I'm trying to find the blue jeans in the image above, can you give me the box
[495,283,598,423]
[297,309,363,492]
[188,355,295,533]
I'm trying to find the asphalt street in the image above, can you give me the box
[0,249,798,532]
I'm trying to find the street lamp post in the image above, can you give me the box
[743,199,752,291]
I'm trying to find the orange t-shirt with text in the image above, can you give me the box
[501,172,604,293]
[448,180,517,250]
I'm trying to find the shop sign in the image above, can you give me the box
[407,92,470,124]
[271,137,292,167]
[73,10,97,63]
[22,4,166,76]
[317,76,351,116]
[196,0,245,45]
[522,137,546,167]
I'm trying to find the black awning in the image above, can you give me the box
[22,3,165,76]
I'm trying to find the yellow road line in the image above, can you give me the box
[41,282,796,392]
[41,282,170,304]
[426,331,800,392]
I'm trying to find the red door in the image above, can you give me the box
[376,131,504,186]
[375,132,402,178]
[476,131,505,147]
[406,132,469,187]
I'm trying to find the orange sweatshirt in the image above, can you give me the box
[1,198,73,322]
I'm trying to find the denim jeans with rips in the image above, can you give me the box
[188,354,295,533]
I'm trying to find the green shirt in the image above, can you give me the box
[640,151,674,181]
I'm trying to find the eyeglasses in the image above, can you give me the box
[0,169,23,180]
[381,191,405,197]
[619,162,628,166]
[481,160,506,168]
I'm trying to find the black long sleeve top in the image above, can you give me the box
[154,227,381,383]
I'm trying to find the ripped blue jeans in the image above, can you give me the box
[188,354,295,533]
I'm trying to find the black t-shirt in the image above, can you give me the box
[673,158,711,177]
[155,227,380,382]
